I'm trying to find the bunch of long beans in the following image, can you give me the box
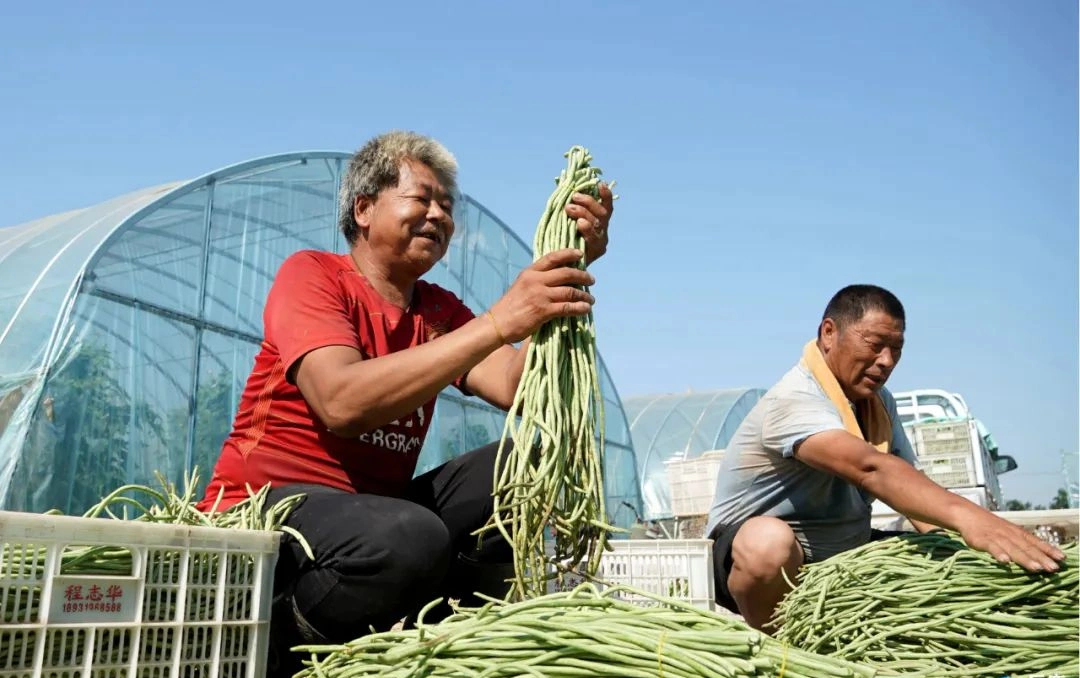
[294,584,876,678]
[479,146,616,601]
[773,533,1079,677]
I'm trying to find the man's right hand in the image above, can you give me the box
[487,249,595,344]
[955,507,1065,572]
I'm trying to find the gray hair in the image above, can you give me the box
[337,130,459,245]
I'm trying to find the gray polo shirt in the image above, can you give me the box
[706,363,916,562]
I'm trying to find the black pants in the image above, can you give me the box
[265,442,512,649]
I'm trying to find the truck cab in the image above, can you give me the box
[893,388,969,423]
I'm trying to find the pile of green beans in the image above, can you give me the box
[773,533,1079,677]
[479,146,616,600]
[294,584,876,678]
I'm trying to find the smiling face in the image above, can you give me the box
[353,159,455,278]
[819,308,905,401]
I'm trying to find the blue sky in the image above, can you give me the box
[1,1,1076,504]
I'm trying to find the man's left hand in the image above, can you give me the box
[565,182,613,265]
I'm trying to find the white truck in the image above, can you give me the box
[871,388,1018,527]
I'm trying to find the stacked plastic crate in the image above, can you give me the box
[665,450,725,518]
[908,419,983,488]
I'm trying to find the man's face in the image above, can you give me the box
[820,309,905,401]
[354,160,455,275]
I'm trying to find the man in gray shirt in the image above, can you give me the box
[706,285,1064,629]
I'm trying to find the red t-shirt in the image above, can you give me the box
[199,250,475,511]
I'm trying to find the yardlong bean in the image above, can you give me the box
[773,532,1078,677]
[477,146,617,600]
[295,584,877,678]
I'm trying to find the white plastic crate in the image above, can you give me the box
[913,420,974,457]
[548,539,715,610]
[665,451,724,517]
[0,510,279,678]
[917,451,978,488]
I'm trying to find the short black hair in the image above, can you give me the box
[820,284,905,335]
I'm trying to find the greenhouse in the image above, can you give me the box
[0,152,643,527]
[623,388,765,519]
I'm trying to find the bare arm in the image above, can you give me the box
[294,250,594,437]
[909,518,938,533]
[795,430,1064,571]
[294,317,502,437]
[462,339,530,411]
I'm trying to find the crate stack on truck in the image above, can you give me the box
[907,417,1007,507]
[874,388,1079,542]
[864,389,1008,517]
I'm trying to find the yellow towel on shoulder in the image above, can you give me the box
[800,340,892,453]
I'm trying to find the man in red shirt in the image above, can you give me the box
[198,131,613,675]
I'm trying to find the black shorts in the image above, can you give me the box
[708,521,909,614]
